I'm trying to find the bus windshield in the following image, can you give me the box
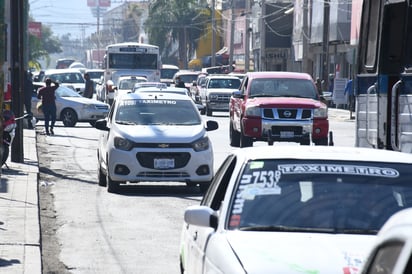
[108,53,158,70]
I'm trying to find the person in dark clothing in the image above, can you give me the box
[83,73,94,99]
[175,76,186,88]
[24,70,34,129]
[37,78,59,135]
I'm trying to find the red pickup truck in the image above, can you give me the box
[229,71,331,147]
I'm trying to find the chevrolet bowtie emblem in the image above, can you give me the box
[158,144,169,148]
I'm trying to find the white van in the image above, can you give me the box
[160,64,179,86]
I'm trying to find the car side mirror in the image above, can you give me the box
[95,119,109,131]
[232,90,244,99]
[206,120,218,131]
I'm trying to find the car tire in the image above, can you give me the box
[240,126,253,148]
[98,166,107,187]
[229,121,240,147]
[61,108,78,127]
[206,104,213,116]
[200,107,206,115]
[300,137,311,145]
[107,174,120,193]
[313,137,328,146]
[199,182,211,193]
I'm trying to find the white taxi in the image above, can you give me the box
[180,146,412,274]
[95,91,218,193]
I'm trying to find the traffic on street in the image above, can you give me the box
[36,108,357,273]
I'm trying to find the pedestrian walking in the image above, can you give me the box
[344,78,355,119]
[83,73,94,99]
[37,78,59,135]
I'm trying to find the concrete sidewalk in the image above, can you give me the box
[0,129,41,274]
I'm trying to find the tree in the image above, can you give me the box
[145,0,209,68]
[28,23,62,69]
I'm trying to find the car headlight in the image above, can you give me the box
[192,136,210,152]
[114,136,134,151]
[314,105,328,118]
[82,104,96,111]
[245,106,261,117]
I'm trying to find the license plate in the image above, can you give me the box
[280,131,294,138]
[154,158,175,169]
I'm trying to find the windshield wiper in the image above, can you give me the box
[250,94,276,98]
[116,120,136,125]
[239,225,334,233]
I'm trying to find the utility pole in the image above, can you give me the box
[229,0,235,72]
[10,0,25,163]
[244,0,250,72]
[0,0,5,176]
[97,2,100,69]
[211,0,216,67]
[321,0,330,86]
[260,0,266,71]
[302,0,309,73]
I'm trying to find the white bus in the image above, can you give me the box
[98,42,161,103]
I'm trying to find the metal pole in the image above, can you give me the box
[260,0,266,71]
[211,0,216,67]
[229,0,235,72]
[244,0,250,72]
[0,0,5,175]
[10,0,25,163]
[321,0,330,87]
[302,0,309,73]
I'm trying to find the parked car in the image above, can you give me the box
[199,74,242,116]
[359,208,412,274]
[180,145,412,274]
[114,75,147,99]
[32,84,110,127]
[94,91,218,193]
[229,71,330,147]
[160,64,180,86]
[42,68,86,94]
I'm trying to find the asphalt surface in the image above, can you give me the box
[0,107,354,274]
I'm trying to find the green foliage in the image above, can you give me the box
[145,0,209,66]
[28,23,62,69]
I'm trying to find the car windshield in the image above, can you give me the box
[118,78,147,90]
[249,78,317,99]
[207,78,241,89]
[179,74,199,83]
[56,86,82,97]
[47,73,85,84]
[227,159,412,234]
[115,99,201,125]
[161,69,179,79]
[87,71,104,80]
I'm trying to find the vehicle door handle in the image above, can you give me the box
[193,231,198,241]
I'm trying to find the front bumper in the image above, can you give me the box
[107,147,214,183]
[243,117,329,142]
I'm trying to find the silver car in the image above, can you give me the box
[32,84,110,127]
